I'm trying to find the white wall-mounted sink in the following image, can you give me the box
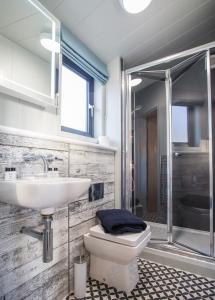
[0,177,91,215]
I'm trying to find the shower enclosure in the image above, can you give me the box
[122,43,215,258]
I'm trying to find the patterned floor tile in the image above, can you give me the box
[67,258,215,300]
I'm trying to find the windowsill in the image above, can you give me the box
[60,128,98,143]
[61,126,95,140]
[0,125,117,152]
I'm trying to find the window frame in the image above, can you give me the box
[61,55,94,137]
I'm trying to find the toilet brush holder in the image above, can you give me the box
[74,255,87,299]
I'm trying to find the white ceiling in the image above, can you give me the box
[39,0,215,68]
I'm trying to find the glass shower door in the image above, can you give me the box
[171,52,213,256]
[130,69,168,242]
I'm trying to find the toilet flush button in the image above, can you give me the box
[89,183,104,202]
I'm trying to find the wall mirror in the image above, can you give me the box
[0,0,60,107]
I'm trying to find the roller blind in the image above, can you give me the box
[61,25,109,85]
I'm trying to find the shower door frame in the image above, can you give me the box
[122,41,215,258]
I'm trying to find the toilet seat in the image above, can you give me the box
[89,224,151,247]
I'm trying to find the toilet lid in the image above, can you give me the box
[89,224,151,247]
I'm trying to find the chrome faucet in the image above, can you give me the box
[23,153,49,174]
[22,153,63,175]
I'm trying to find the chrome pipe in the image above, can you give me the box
[42,215,53,263]
[20,227,43,240]
[20,214,53,263]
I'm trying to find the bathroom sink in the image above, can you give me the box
[0,177,91,214]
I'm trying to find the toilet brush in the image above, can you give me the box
[74,249,87,299]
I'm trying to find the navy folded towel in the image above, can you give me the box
[96,209,147,234]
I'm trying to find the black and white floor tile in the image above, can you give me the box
[68,258,215,300]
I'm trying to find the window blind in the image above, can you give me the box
[61,25,109,85]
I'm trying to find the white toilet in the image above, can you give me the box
[84,224,151,293]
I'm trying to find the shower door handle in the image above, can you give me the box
[173,152,181,157]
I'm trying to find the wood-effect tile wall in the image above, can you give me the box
[0,132,115,300]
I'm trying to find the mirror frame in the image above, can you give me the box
[0,0,60,108]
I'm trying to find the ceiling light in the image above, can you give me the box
[131,78,142,87]
[40,33,60,53]
[119,0,152,14]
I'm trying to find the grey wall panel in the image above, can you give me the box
[0,131,115,299]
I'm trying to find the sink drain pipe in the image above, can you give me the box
[20,214,53,263]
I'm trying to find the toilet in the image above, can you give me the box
[84,224,151,293]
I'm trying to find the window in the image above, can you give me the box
[172,105,202,147]
[61,56,94,137]
[172,106,188,143]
